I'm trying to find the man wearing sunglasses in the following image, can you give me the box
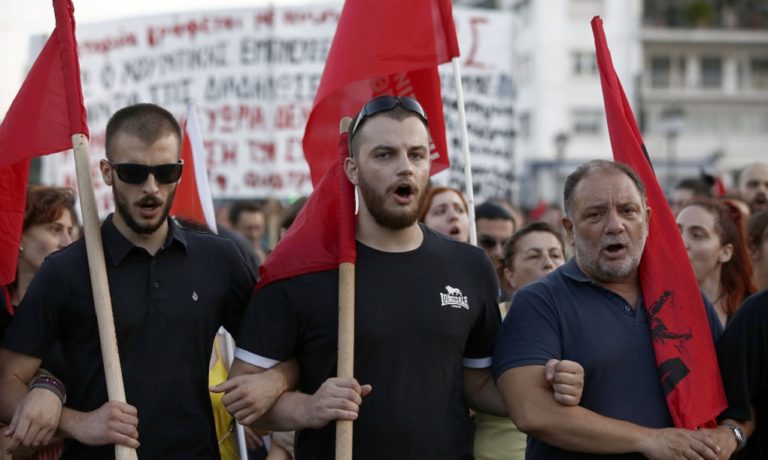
[0,103,293,459]
[227,96,584,459]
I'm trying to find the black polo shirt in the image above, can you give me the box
[2,215,255,460]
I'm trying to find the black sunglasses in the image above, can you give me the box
[350,96,429,137]
[478,235,510,251]
[109,161,184,185]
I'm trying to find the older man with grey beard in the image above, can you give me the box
[493,159,730,460]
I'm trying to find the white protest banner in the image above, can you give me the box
[438,9,516,201]
[38,6,516,215]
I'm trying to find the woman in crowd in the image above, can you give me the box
[1,185,77,460]
[419,186,470,242]
[676,198,755,327]
[475,222,566,460]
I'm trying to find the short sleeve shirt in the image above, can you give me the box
[493,259,720,460]
[236,225,501,459]
[2,216,256,460]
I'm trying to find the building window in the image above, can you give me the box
[700,56,723,89]
[572,51,597,76]
[571,109,603,135]
[750,58,768,90]
[651,56,671,88]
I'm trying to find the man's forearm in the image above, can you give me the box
[57,407,82,440]
[253,391,312,432]
[496,366,719,457]
[463,368,507,416]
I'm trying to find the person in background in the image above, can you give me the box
[715,289,768,459]
[278,197,308,241]
[475,202,516,264]
[475,222,567,460]
[475,202,517,299]
[748,210,768,291]
[486,197,526,231]
[419,186,470,242]
[676,198,756,327]
[229,201,268,261]
[738,162,768,215]
[669,176,712,216]
[1,185,78,459]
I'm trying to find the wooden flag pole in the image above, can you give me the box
[335,117,355,460]
[71,134,137,460]
[451,58,478,246]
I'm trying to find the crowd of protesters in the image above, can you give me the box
[0,98,767,459]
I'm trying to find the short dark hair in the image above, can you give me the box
[347,104,429,159]
[675,177,712,197]
[105,103,182,160]
[475,202,514,222]
[563,160,646,216]
[229,201,264,226]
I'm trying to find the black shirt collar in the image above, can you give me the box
[103,214,188,265]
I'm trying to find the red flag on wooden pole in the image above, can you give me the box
[0,0,89,287]
[302,0,459,185]
[592,16,727,429]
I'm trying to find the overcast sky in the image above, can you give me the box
[0,0,341,115]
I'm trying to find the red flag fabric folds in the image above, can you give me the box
[591,16,727,429]
[257,132,355,288]
[302,0,459,185]
[0,0,88,287]
[0,160,31,288]
[171,106,218,233]
[0,0,88,167]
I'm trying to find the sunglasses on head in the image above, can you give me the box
[109,161,184,185]
[350,96,429,138]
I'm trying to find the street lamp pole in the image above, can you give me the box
[661,107,684,192]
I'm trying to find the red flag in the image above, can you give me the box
[0,0,88,167]
[171,106,218,233]
[0,0,88,287]
[0,160,31,289]
[302,0,459,185]
[257,132,355,288]
[592,17,726,429]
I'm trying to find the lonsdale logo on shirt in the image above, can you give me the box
[439,285,469,310]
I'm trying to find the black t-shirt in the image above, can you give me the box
[236,225,501,460]
[2,216,256,460]
[717,289,768,460]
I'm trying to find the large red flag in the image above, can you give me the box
[592,17,726,429]
[257,131,355,288]
[0,0,88,288]
[302,0,459,185]
[171,105,218,233]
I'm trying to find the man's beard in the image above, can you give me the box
[358,172,426,230]
[113,185,176,235]
[750,192,767,214]
[574,228,647,283]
